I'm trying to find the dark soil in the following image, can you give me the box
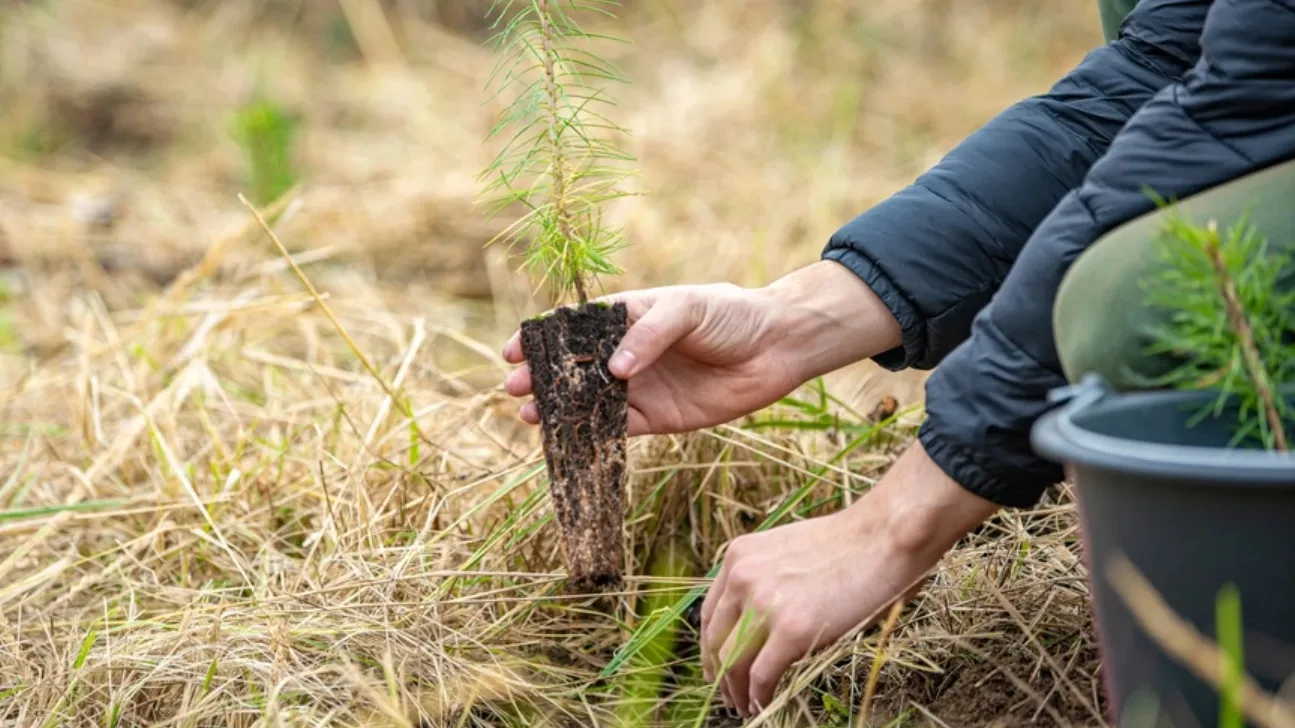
[520,301,630,593]
[868,634,1107,728]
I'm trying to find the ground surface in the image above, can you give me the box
[1,1,1108,725]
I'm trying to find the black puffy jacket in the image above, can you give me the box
[821,0,1295,507]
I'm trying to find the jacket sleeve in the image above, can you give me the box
[822,0,1207,371]
[921,0,1295,507]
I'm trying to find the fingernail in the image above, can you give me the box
[608,350,636,378]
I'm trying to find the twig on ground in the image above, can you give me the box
[856,598,906,728]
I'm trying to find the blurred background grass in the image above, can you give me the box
[0,2,1106,726]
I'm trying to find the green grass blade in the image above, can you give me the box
[0,499,128,522]
[1216,582,1244,728]
[73,629,98,670]
[613,535,694,726]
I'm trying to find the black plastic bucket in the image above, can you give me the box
[1031,374,1295,727]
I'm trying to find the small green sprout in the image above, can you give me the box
[231,99,299,206]
[477,0,639,306]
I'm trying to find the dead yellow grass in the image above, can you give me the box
[2,1,1107,725]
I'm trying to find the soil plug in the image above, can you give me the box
[477,1,640,589]
[521,302,630,591]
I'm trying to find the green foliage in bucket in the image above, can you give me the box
[1142,203,1295,451]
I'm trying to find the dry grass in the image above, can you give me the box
[1,1,1108,725]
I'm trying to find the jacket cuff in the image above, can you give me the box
[821,247,925,371]
[917,422,1053,508]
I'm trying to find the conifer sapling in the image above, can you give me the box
[1143,207,1295,451]
[479,0,638,591]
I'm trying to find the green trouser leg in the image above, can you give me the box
[1098,0,1140,43]
[1054,157,1295,390]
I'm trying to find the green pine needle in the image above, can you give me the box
[1142,202,1295,450]
[478,0,638,306]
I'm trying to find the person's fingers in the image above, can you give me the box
[746,628,805,716]
[503,289,659,368]
[502,331,523,363]
[704,594,746,697]
[626,407,652,437]
[591,289,658,322]
[505,364,532,397]
[719,678,734,712]
[699,562,728,635]
[609,293,700,380]
[699,563,731,684]
[722,655,755,718]
[701,643,715,693]
[718,607,770,719]
[519,400,538,425]
[513,382,650,431]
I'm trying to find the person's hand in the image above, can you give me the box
[504,282,799,435]
[502,261,904,436]
[701,442,1001,717]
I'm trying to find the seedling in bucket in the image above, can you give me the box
[478,0,638,592]
[1142,208,1293,450]
[1033,168,1295,728]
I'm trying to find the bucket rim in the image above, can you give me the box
[1031,375,1295,486]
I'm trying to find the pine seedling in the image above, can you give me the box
[478,0,638,593]
[231,99,299,207]
[1142,207,1295,450]
[479,0,636,306]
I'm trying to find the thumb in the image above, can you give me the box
[609,293,700,379]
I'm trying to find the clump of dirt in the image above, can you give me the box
[46,83,173,156]
[883,652,1107,727]
[520,301,630,593]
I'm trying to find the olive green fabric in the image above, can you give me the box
[1099,0,1140,43]
[1054,157,1295,390]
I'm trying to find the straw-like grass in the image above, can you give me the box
[2,1,1107,725]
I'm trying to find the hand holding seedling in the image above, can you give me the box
[504,261,904,437]
[502,261,1002,715]
[504,283,798,437]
